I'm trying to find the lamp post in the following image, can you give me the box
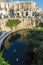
[21,3,24,23]
[30,0,33,26]
[29,0,32,26]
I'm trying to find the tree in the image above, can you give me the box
[6,19,21,31]
[26,27,43,65]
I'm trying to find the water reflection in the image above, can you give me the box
[3,30,37,65]
[3,30,28,65]
[3,41,26,65]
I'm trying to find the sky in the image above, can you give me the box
[6,0,43,9]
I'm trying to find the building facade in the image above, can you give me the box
[0,1,43,31]
[0,1,41,18]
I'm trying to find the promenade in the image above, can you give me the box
[0,31,11,50]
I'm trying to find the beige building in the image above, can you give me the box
[0,1,42,31]
[0,1,40,18]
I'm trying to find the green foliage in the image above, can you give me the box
[0,52,10,65]
[27,27,43,65]
[6,19,21,27]
[0,27,1,31]
[32,27,43,31]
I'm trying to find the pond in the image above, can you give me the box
[3,30,28,65]
[2,29,42,65]
[3,41,26,65]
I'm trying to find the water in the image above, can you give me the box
[2,30,39,65]
[3,30,28,65]
[3,41,26,65]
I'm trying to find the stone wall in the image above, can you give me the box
[0,18,38,32]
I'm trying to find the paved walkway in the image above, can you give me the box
[0,32,12,50]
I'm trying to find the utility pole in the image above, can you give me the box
[30,0,33,26]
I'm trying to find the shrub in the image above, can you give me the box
[6,19,21,30]
[0,52,10,65]
[26,27,43,65]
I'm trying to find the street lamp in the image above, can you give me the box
[30,0,34,26]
